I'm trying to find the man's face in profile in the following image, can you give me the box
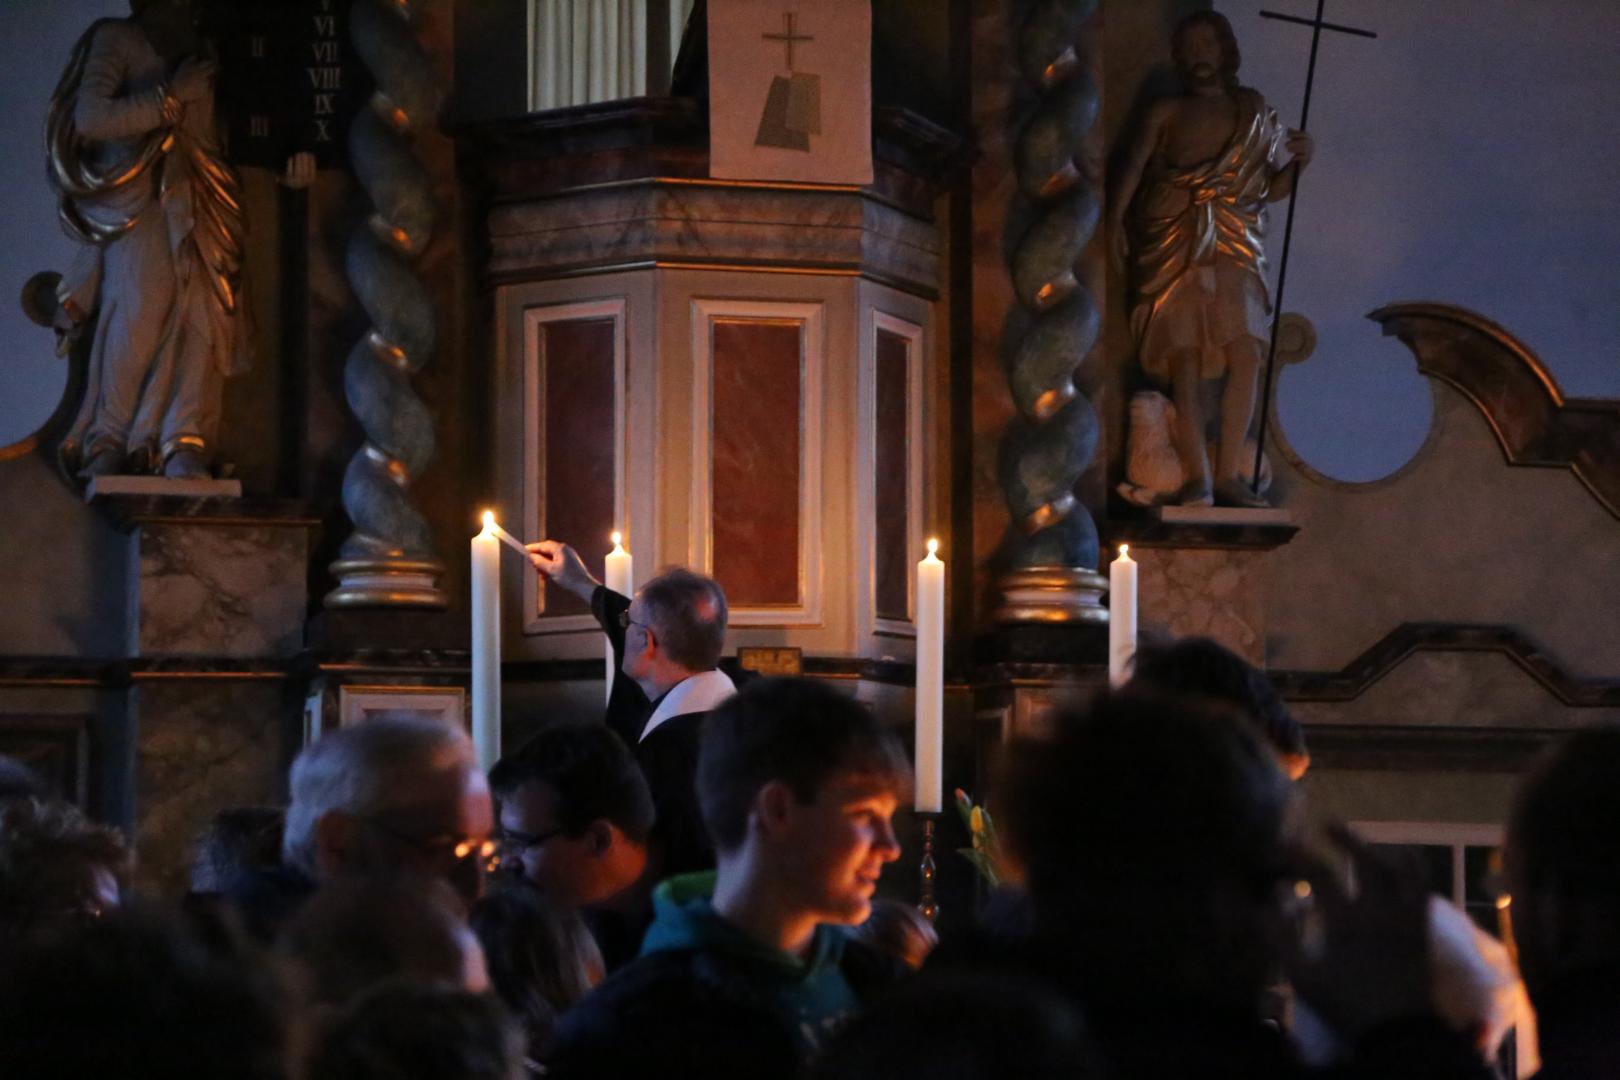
[497,780,647,907]
[775,771,902,926]
[346,764,496,906]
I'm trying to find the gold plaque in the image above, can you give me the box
[736,647,804,676]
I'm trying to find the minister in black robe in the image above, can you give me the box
[528,542,734,882]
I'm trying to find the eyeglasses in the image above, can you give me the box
[496,826,569,855]
[362,816,498,873]
[616,610,649,633]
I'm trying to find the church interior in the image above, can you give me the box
[0,1,1617,1076]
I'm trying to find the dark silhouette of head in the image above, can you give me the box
[469,879,603,1059]
[1129,636,1309,777]
[308,980,525,1080]
[0,797,130,939]
[277,877,487,1011]
[0,905,288,1080]
[1508,724,1620,1006]
[812,973,1104,1080]
[190,806,285,894]
[1002,691,1297,1009]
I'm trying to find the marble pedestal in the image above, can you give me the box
[1107,508,1300,666]
[90,492,318,893]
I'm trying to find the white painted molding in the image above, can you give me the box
[866,309,924,640]
[521,296,628,636]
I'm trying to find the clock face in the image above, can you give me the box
[205,0,363,169]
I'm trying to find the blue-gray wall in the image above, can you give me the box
[0,1,125,450]
[1214,0,1620,481]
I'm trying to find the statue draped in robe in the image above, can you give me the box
[46,3,249,480]
[1110,11,1310,508]
[1128,94,1286,386]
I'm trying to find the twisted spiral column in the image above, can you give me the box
[994,0,1107,624]
[325,0,447,609]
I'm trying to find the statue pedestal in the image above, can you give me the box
[90,490,314,659]
[1107,508,1300,666]
[87,491,318,894]
[85,476,243,501]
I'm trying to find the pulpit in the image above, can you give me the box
[466,99,961,704]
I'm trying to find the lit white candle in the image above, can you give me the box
[1108,543,1138,687]
[471,512,501,772]
[603,532,633,704]
[914,539,945,813]
[486,518,529,559]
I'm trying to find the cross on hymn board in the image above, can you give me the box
[755,10,823,151]
[1251,1,1379,492]
[763,12,813,71]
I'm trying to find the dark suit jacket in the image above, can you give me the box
[593,586,651,746]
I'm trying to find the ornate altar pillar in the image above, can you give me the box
[968,0,1110,666]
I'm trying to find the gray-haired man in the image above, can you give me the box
[283,714,495,907]
[528,543,735,879]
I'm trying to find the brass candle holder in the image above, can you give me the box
[918,814,939,923]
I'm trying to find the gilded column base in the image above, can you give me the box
[325,557,448,610]
[994,566,1109,625]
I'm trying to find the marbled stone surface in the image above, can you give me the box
[874,328,910,621]
[541,317,616,618]
[487,183,943,298]
[134,523,308,658]
[133,680,285,897]
[711,319,803,607]
[1135,546,1267,665]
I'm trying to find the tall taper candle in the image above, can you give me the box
[914,539,945,812]
[471,512,501,772]
[603,532,633,704]
[1108,543,1138,686]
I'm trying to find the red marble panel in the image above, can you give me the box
[711,319,802,607]
[874,327,911,621]
[542,317,617,617]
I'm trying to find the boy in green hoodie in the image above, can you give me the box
[548,676,911,1078]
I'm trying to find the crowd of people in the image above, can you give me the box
[1,543,1617,1078]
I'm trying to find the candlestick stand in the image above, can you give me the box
[918,814,939,923]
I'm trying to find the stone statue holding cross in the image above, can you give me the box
[1111,11,1313,508]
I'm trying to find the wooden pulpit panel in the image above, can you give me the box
[710,318,803,608]
[873,326,911,622]
[540,317,618,617]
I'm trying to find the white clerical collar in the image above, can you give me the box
[640,669,737,742]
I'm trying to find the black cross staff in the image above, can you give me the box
[1251,2,1377,493]
[763,12,814,71]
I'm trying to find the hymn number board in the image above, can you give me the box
[203,0,367,169]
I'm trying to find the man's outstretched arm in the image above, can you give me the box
[527,540,601,602]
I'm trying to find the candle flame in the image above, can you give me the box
[926,538,939,556]
[1119,543,1129,558]
[611,530,622,546]
[481,511,495,529]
